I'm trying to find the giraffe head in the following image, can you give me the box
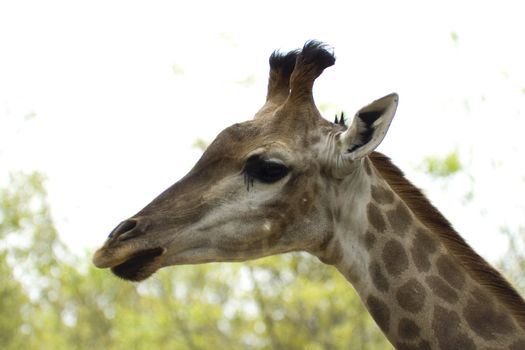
[92,41,398,281]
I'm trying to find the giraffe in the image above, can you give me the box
[93,41,525,349]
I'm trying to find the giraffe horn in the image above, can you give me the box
[266,49,300,103]
[254,48,299,118]
[254,41,335,119]
[287,41,335,104]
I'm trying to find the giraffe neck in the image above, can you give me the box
[325,155,525,350]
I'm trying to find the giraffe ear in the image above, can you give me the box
[340,93,399,160]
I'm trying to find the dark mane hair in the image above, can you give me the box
[369,151,525,329]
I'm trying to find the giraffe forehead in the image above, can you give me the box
[200,118,331,167]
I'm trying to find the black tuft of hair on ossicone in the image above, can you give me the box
[269,49,300,78]
[300,40,336,71]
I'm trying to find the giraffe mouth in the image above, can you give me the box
[109,247,166,281]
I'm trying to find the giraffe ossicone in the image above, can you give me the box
[93,41,525,349]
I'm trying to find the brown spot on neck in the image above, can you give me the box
[361,231,376,251]
[425,275,459,304]
[371,184,394,205]
[382,240,409,277]
[436,255,465,290]
[432,305,476,350]
[387,202,412,235]
[366,295,391,333]
[396,279,426,313]
[463,288,515,340]
[398,318,421,339]
[410,228,438,273]
[369,261,390,293]
[367,202,386,232]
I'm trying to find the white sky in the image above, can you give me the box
[1,0,525,262]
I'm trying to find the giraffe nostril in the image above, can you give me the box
[108,219,140,241]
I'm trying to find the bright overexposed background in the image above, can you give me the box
[1,0,524,261]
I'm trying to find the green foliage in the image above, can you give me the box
[0,172,393,349]
[450,31,459,45]
[421,151,462,177]
[192,138,209,152]
[171,64,185,75]
[317,102,339,116]
[0,251,28,349]
[234,74,257,87]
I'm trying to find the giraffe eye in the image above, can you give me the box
[244,156,289,184]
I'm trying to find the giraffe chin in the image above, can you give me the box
[110,247,166,282]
